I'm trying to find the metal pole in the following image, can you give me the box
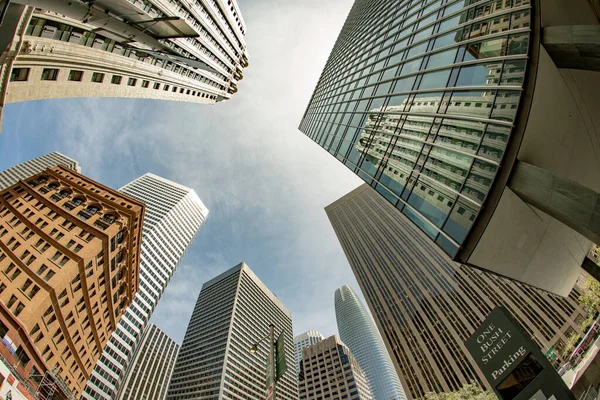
[270,323,275,400]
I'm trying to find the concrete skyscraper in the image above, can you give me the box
[294,330,324,377]
[0,0,248,127]
[299,0,600,295]
[83,174,208,400]
[326,184,587,399]
[118,324,180,400]
[0,166,144,398]
[0,152,80,190]
[298,335,373,400]
[166,262,298,400]
[335,285,405,400]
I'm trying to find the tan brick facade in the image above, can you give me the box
[0,166,144,398]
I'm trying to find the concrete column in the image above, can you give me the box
[542,25,600,71]
[508,161,600,245]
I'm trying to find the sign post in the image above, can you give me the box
[265,324,275,400]
[465,306,574,400]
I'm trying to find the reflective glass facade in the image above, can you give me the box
[299,0,532,257]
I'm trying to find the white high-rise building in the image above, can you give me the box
[118,324,180,400]
[335,285,406,400]
[0,151,80,190]
[0,0,248,126]
[83,173,208,400]
[293,330,324,377]
[166,262,298,400]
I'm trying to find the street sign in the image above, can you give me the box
[275,332,287,381]
[465,307,574,400]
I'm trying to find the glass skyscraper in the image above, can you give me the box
[299,0,531,258]
[83,174,208,400]
[299,0,600,296]
[335,285,406,400]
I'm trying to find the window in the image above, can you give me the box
[141,80,150,88]
[41,68,59,81]
[163,85,170,91]
[153,82,160,89]
[111,75,122,85]
[10,68,30,82]
[91,72,105,83]
[127,78,137,86]
[68,70,83,81]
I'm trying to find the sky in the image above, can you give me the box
[0,0,371,343]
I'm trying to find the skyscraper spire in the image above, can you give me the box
[335,285,406,400]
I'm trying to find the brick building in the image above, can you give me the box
[0,166,144,398]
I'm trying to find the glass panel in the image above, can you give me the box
[402,206,438,239]
[456,63,497,87]
[446,90,495,119]
[384,94,409,112]
[433,30,461,50]
[407,176,457,228]
[408,91,443,113]
[478,124,510,163]
[375,183,400,205]
[400,58,423,76]
[507,33,529,55]
[407,42,428,58]
[491,90,520,121]
[419,69,451,89]
[436,234,459,257]
[464,37,507,61]
[463,159,497,203]
[426,49,458,69]
[443,199,479,242]
[434,118,485,155]
[500,59,526,86]
[392,76,416,94]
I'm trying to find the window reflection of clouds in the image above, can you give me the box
[301,0,531,256]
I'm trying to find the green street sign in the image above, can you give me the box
[275,332,287,381]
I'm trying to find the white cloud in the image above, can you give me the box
[7,0,368,343]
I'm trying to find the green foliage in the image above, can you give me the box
[579,277,600,315]
[562,332,581,358]
[419,383,497,400]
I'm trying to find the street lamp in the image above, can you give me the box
[249,323,276,400]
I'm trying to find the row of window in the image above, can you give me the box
[10,67,218,100]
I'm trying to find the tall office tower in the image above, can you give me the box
[335,285,406,400]
[0,152,80,190]
[0,0,248,124]
[298,335,373,400]
[0,166,144,398]
[326,184,588,399]
[166,262,298,400]
[298,0,600,295]
[118,324,180,400]
[294,330,325,377]
[83,174,208,400]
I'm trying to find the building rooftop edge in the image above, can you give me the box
[202,262,291,318]
[324,184,369,212]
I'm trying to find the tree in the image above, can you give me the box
[579,276,600,315]
[562,332,581,358]
[419,383,497,400]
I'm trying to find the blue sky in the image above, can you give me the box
[0,0,368,343]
